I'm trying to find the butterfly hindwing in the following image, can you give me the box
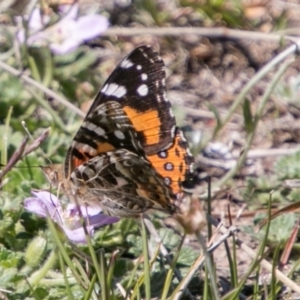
[70,150,177,217]
[146,127,194,196]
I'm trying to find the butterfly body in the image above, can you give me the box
[47,45,194,218]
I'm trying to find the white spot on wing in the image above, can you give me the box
[83,122,96,131]
[141,73,148,81]
[77,164,86,172]
[189,162,194,172]
[163,91,167,101]
[187,148,193,156]
[72,141,98,156]
[109,155,119,164]
[165,162,174,171]
[137,84,148,96]
[120,58,134,68]
[94,126,106,136]
[101,84,108,93]
[137,65,142,70]
[102,83,127,98]
[164,177,171,185]
[83,122,105,136]
[82,144,98,155]
[158,151,167,158]
[114,130,125,140]
[179,130,187,141]
[115,176,128,186]
[170,126,176,138]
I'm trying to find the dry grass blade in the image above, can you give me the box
[279,221,300,269]
[256,202,300,231]
[103,27,294,42]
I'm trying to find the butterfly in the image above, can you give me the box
[44,45,194,218]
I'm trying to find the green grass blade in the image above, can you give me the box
[84,274,97,300]
[58,251,74,300]
[197,232,220,300]
[270,243,282,299]
[141,217,151,300]
[46,217,85,294]
[1,106,13,167]
[161,235,185,300]
[223,193,273,299]
[107,251,118,297]
[99,248,109,299]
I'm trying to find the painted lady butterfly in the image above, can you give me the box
[44,45,194,218]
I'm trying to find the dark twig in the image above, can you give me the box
[0,137,28,182]
[0,129,50,183]
[24,129,50,156]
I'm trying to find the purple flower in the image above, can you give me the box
[25,191,119,243]
[17,4,109,55]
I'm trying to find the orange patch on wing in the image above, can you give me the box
[70,143,115,170]
[97,142,115,153]
[69,148,90,169]
[72,157,89,169]
[123,106,161,145]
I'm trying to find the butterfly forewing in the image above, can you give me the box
[87,45,176,154]
[65,101,144,177]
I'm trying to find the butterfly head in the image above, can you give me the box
[41,164,64,187]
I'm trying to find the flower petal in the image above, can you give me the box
[16,2,108,56]
[50,38,81,55]
[24,191,62,224]
[31,191,60,206]
[66,203,102,217]
[50,15,109,55]
[63,204,119,230]
[72,15,109,42]
[63,227,94,244]
[24,191,119,244]
[58,3,79,20]
[28,8,50,31]
[87,214,119,228]
[24,197,49,218]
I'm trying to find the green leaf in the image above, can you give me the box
[0,248,23,268]
[257,213,296,244]
[275,150,300,179]
[25,236,47,267]
[0,266,18,284]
